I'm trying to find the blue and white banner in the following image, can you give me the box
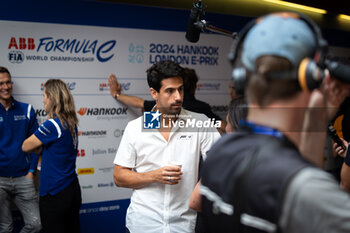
[2,17,350,233]
[0,20,233,206]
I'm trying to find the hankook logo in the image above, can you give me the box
[78,130,107,137]
[35,109,47,117]
[77,107,128,116]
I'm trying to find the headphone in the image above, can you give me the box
[228,12,328,95]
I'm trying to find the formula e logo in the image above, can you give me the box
[66,82,76,91]
[41,82,76,91]
[143,111,161,129]
[8,51,24,63]
[7,37,116,63]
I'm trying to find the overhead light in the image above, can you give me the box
[338,14,350,21]
[264,0,327,14]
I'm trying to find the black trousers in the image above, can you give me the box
[40,177,82,233]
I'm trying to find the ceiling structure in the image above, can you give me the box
[286,0,349,15]
[96,0,350,31]
[98,0,349,16]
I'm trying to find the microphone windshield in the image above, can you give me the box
[326,60,350,84]
[185,1,203,43]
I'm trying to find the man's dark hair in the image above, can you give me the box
[0,66,11,78]
[183,68,198,95]
[146,60,184,92]
[228,96,248,130]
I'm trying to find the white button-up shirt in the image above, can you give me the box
[114,109,221,233]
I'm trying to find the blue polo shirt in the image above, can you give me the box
[34,117,78,196]
[0,98,39,177]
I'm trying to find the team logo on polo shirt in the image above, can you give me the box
[143,111,161,129]
[0,116,3,122]
[14,115,26,121]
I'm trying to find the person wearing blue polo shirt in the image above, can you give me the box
[22,79,81,233]
[0,66,41,233]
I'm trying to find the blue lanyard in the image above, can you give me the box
[240,120,284,139]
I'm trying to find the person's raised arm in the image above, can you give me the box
[300,74,350,167]
[108,74,145,109]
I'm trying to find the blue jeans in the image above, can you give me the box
[0,176,41,233]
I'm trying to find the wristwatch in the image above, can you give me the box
[114,92,120,99]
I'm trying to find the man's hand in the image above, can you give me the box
[114,164,182,189]
[108,74,121,98]
[151,166,182,185]
[25,172,34,179]
[334,138,348,158]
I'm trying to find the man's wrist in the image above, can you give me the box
[29,169,36,176]
[114,92,121,100]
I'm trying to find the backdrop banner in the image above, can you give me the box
[2,18,350,233]
[0,19,233,232]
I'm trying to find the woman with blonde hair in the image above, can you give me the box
[23,79,81,233]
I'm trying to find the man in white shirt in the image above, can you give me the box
[113,60,220,233]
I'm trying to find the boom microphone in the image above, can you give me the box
[300,59,350,91]
[325,60,350,84]
[185,0,204,43]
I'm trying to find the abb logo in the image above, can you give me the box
[77,149,86,157]
[8,37,35,50]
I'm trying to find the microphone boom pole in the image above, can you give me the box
[185,0,238,43]
[194,20,238,39]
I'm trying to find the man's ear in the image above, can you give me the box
[150,87,158,100]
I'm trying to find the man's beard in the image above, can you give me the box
[160,101,182,116]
